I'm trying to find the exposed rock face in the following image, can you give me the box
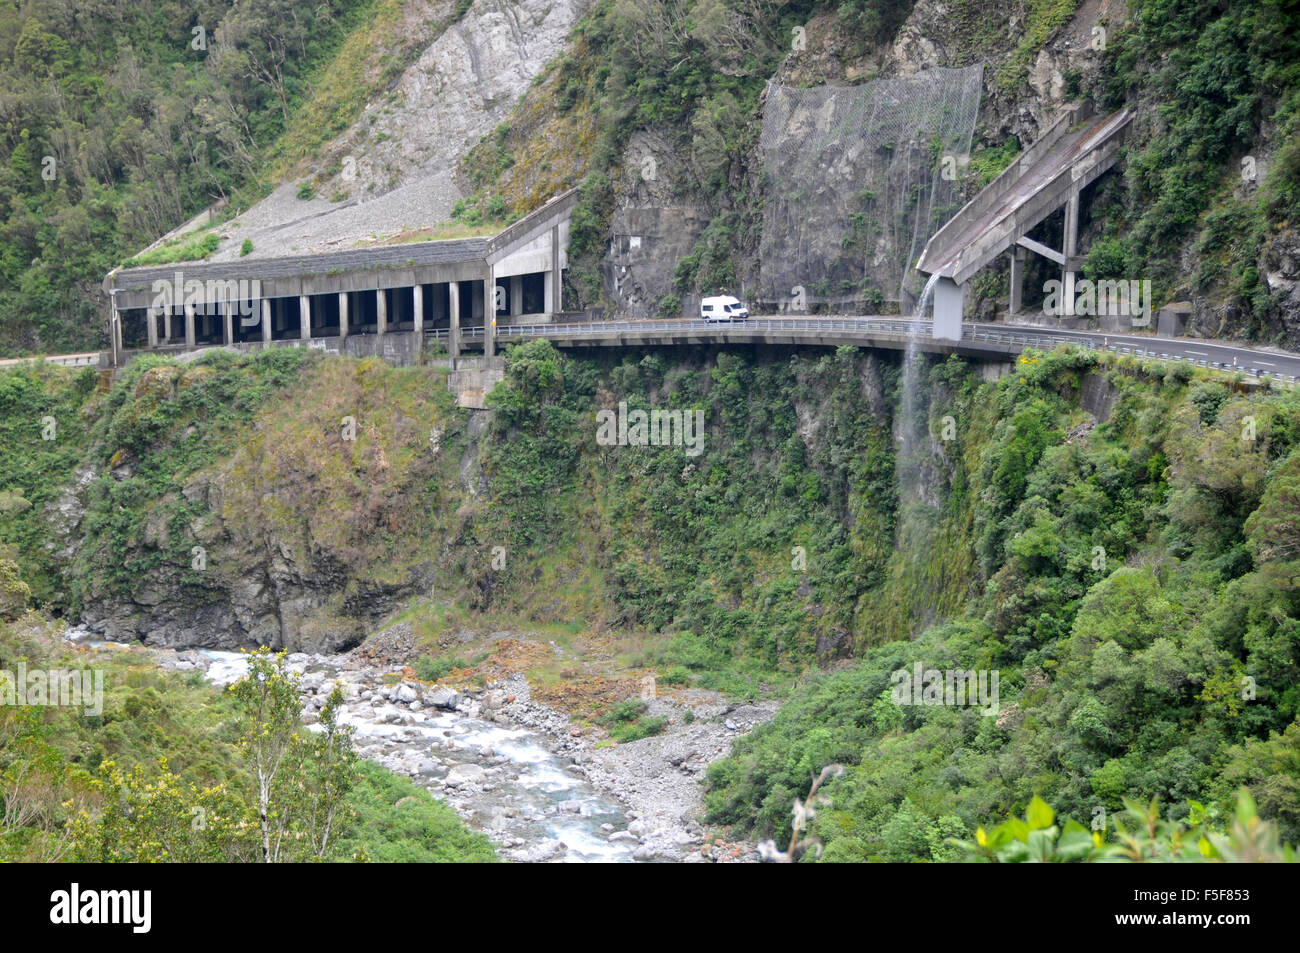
[43,465,95,563]
[603,130,711,318]
[69,365,490,654]
[77,459,431,653]
[208,0,593,262]
[1260,227,1300,346]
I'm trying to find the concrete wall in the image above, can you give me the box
[447,356,506,409]
[173,331,437,366]
[933,278,964,341]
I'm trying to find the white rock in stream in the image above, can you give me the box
[445,763,487,786]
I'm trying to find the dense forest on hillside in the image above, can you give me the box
[0,0,433,355]
[2,0,1300,867]
[2,339,1298,860]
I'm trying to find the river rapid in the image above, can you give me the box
[67,627,775,862]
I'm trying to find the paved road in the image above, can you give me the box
[973,321,1300,381]
[9,316,1300,385]
[482,315,1300,384]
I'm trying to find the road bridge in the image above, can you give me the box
[13,316,1299,395]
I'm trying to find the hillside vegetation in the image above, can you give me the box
[706,347,1300,859]
[3,339,1299,859]
[6,0,1300,352]
[0,0,448,354]
[0,617,495,862]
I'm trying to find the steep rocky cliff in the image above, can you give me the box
[454,0,1300,341]
[199,0,594,262]
[18,342,912,658]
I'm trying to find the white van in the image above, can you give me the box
[700,295,749,322]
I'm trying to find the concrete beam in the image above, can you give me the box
[509,276,522,317]
[1009,248,1025,314]
[1062,188,1080,293]
[549,223,561,314]
[1016,235,1064,266]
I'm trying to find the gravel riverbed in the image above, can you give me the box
[143,642,777,863]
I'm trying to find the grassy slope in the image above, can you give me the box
[0,614,494,862]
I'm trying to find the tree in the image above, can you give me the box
[230,647,305,863]
[1,707,77,862]
[1245,452,1300,564]
[70,759,252,863]
[229,647,357,862]
[303,683,358,859]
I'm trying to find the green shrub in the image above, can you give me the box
[415,654,468,681]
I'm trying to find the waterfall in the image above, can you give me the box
[898,272,941,492]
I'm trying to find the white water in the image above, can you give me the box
[192,648,636,862]
[899,271,942,485]
[62,632,638,861]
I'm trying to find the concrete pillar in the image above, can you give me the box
[300,294,311,340]
[376,289,387,336]
[163,310,173,344]
[484,270,495,358]
[448,282,461,359]
[548,223,561,315]
[184,304,196,349]
[932,276,964,341]
[1009,247,1025,315]
[107,300,120,366]
[1062,189,1080,315]
[261,299,272,344]
[339,292,349,339]
[223,303,234,346]
[509,275,523,317]
[413,285,424,337]
[147,308,159,348]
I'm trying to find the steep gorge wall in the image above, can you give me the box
[15,345,990,660]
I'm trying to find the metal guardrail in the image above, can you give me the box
[481,317,1091,352]
[0,351,102,368]
[56,316,1292,389]
[459,318,1297,387]
[493,317,933,338]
